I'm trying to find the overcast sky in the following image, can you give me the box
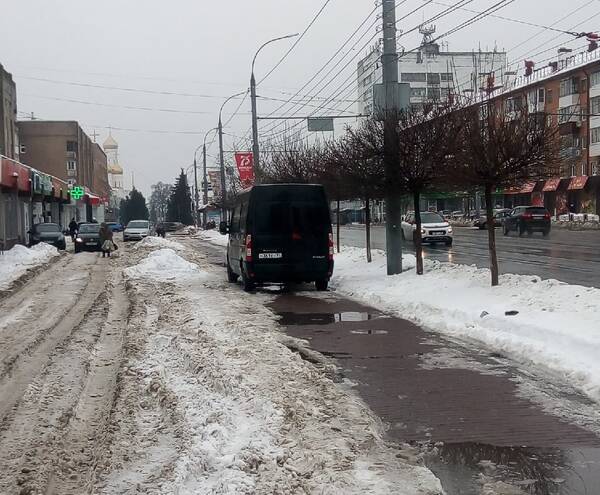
[2,0,598,195]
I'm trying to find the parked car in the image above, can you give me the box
[123,220,150,241]
[473,209,511,230]
[29,223,66,250]
[74,223,102,253]
[220,184,334,292]
[107,222,124,232]
[401,211,453,246]
[503,206,551,237]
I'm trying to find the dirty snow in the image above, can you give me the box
[106,243,443,494]
[195,229,228,247]
[331,247,600,403]
[124,248,202,281]
[0,243,60,290]
[134,235,186,251]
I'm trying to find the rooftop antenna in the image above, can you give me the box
[419,24,436,45]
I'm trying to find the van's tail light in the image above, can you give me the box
[544,213,551,220]
[522,212,533,220]
[245,234,252,262]
[328,233,334,260]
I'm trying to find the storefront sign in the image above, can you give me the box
[70,185,85,200]
[568,176,588,190]
[543,178,561,192]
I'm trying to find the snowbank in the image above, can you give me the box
[332,247,600,402]
[124,249,203,282]
[133,236,186,251]
[195,229,228,247]
[0,243,60,290]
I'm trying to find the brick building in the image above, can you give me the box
[0,63,18,160]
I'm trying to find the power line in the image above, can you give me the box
[259,0,334,84]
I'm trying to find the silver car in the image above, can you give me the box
[123,220,150,241]
[401,211,453,246]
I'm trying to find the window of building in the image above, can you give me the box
[66,141,77,152]
[67,160,76,171]
[558,104,581,123]
[591,96,600,115]
[440,73,453,82]
[427,73,440,85]
[559,77,579,97]
[547,89,553,104]
[410,87,426,98]
[401,72,427,83]
[427,87,441,100]
[538,88,545,103]
[591,126,600,145]
[591,71,600,87]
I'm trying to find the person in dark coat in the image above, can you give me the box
[68,218,78,242]
[99,222,115,258]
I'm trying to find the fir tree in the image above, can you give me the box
[167,169,194,225]
[120,188,149,225]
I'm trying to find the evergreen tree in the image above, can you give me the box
[120,188,149,225]
[167,170,194,225]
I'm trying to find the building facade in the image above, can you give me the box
[102,133,127,221]
[357,28,507,115]
[0,63,18,160]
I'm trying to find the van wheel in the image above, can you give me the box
[315,279,329,291]
[226,258,238,283]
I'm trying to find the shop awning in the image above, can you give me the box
[85,193,101,206]
[568,176,588,190]
[505,182,535,195]
[543,178,561,192]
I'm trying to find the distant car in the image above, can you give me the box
[163,222,183,232]
[75,223,102,253]
[123,220,150,241]
[29,223,66,250]
[473,209,511,230]
[401,211,453,246]
[503,206,551,237]
[107,222,124,232]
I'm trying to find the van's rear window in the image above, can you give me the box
[254,202,329,235]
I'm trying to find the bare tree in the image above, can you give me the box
[449,102,561,286]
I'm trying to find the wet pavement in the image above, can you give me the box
[270,293,600,495]
[337,225,600,287]
[193,237,600,494]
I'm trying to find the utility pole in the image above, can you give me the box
[193,155,200,227]
[250,72,260,173]
[202,143,208,227]
[218,115,227,220]
[382,0,403,275]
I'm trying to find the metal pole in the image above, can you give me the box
[218,115,227,220]
[382,0,403,275]
[250,72,260,173]
[193,156,200,227]
[202,143,208,227]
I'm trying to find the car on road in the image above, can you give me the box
[107,222,124,232]
[401,211,453,246]
[503,206,551,237]
[473,208,511,230]
[29,223,66,250]
[123,220,150,241]
[220,183,334,292]
[74,223,102,253]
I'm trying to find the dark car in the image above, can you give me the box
[107,222,123,232]
[220,184,334,292]
[473,209,511,229]
[503,206,551,237]
[74,223,102,252]
[29,223,66,250]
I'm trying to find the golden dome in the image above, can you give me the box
[103,134,118,150]
[108,162,123,174]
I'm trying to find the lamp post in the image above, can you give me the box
[218,91,247,219]
[192,147,201,227]
[250,33,299,175]
[200,127,218,228]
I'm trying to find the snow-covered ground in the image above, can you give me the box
[133,235,186,251]
[195,229,228,247]
[111,244,443,494]
[331,247,600,403]
[0,243,60,290]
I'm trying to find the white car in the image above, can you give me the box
[123,220,150,241]
[401,211,453,246]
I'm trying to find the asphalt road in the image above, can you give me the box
[336,224,600,287]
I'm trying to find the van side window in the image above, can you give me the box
[240,201,248,233]
[230,206,241,233]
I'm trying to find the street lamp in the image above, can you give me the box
[250,33,299,174]
[218,91,247,219]
[199,127,219,227]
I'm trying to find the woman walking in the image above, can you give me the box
[99,222,115,258]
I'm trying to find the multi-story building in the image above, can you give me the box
[357,26,507,115]
[17,120,110,221]
[0,63,18,160]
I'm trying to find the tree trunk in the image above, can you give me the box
[365,196,372,263]
[336,197,341,254]
[413,191,424,275]
[485,184,499,286]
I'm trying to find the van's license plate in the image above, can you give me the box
[259,253,282,259]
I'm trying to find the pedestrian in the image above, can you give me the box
[99,222,115,258]
[68,218,78,242]
[156,224,166,238]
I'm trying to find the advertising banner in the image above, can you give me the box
[234,152,255,187]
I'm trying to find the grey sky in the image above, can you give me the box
[2,0,598,195]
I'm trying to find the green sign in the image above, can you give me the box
[71,186,85,200]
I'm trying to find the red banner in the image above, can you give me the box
[234,152,255,187]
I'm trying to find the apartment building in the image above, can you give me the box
[0,63,18,160]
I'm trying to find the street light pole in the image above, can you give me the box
[202,127,218,228]
[250,33,299,175]
[218,91,247,220]
[193,147,201,228]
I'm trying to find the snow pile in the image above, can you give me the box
[124,248,202,282]
[133,236,186,251]
[332,247,600,402]
[195,229,228,247]
[0,243,60,290]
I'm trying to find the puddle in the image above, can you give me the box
[278,311,374,326]
[350,329,388,335]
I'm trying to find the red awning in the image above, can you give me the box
[543,178,561,192]
[568,176,588,190]
[1,157,31,192]
[505,182,535,195]
[85,193,101,206]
